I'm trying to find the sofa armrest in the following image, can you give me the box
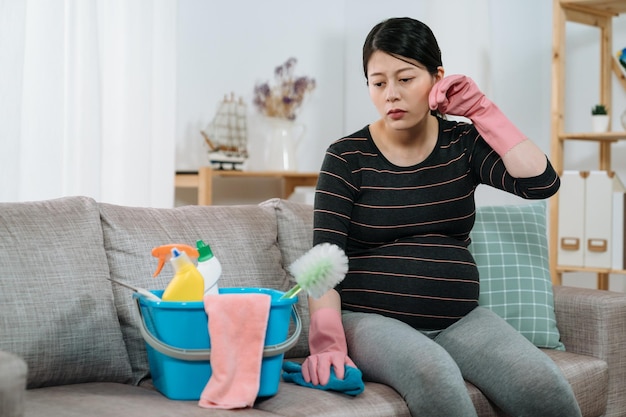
[552,285,626,417]
[0,350,27,417]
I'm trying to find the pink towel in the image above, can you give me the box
[198,293,271,409]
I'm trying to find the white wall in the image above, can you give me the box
[175,0,566,198]
[175,1,626,188]
[176,0,346,174]
[564,15,626,173]
[175,0,505,176]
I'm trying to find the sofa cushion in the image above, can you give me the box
[99,202,289,384]
[262,199,314,267]
[0,196,133,387]
[543,349,608,417]
[261,198,314,358]
[0,350,27,417]
[470,202,564,349]
[25,382,283,417]
[464,349,609,417]
[255,381,410,417]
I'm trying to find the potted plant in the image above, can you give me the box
[591,104,610,133]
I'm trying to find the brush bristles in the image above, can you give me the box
[288,243,348,299]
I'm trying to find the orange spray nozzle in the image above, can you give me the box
[151,244,199,277]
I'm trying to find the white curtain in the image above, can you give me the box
[0,0,176,207]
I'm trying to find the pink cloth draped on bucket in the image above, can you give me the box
[198,293,271,409]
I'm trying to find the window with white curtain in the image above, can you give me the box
[0,0,177,208]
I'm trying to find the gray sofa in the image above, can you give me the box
[1,196,625,417]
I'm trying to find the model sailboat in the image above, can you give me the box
[201,93,248,170]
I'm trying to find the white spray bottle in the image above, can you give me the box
[196,240,222,295]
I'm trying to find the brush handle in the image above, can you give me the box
[138,288,162,302]
[280,284,302,300]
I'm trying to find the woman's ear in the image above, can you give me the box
[434,66,444,83]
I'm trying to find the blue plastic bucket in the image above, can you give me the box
[134,287,300,400]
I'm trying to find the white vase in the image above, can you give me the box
[591,114,610,133]
[262,117,305,171]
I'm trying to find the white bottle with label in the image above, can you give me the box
[196,240,222,295]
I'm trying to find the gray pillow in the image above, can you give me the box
[261,198,314,358]
[0,196,133,387]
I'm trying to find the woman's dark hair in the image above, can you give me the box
[363,17,442,80]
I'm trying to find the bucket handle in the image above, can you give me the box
[134,298,302,361]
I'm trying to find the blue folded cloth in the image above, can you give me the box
[281,361,365,396]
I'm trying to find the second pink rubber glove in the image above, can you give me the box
[301,307,356,386]
[429,74,527,157]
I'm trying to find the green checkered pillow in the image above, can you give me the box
[469,202,564,350]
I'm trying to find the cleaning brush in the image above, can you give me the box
[280,243,349,299]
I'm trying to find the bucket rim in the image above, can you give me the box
[133,287,297,308]
[134,296,302,361]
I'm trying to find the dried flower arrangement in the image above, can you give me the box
[253,57,316,120]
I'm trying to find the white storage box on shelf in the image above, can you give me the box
[558,171,586,267]
[613,191,625,271]
[558,170,626,270]
[585,172,617,268]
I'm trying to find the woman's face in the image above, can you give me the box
[366,51,443,130]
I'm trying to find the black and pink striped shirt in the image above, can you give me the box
[313,118,559,330]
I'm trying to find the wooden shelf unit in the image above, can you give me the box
[175,167,319,205]
[549,0,626,290]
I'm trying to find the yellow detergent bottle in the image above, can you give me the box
[161,247,205,302]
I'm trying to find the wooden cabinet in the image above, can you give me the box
[175,168,319,205]
[549,0,626,289]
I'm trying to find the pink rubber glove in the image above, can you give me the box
[302,308,356,386]
[429,74,526,157]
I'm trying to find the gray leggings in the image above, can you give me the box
[342,307,581,417]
